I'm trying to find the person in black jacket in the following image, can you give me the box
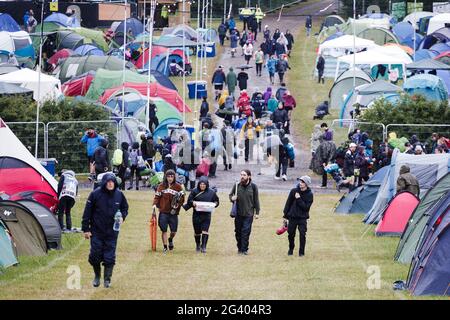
[93,139,110,183]
[148,102,159,133]
[183,176,219,253]
[118,142,130,191]
[316,54,325,84]
[271,102,289,130]
[82,173,129,288]
[283,175,314,256]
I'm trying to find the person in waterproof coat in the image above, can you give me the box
[80,128,104,174]
[271,102,289,131]
[355,146,370,187]
[153,169,185,253]
[283,175,314,256]
[93,139,110,177]
[226,67,237,97]
[229,170,260,255]
[183,176,219,253]
[118,142,130,191]
[57,170,78,231]
[396,165,420,197]
[82,173,129,288]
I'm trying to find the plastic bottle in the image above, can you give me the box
[113,210,122,232]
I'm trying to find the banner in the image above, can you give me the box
[392,2,407,20]
[407,2,423,14]
[433,2,450,13]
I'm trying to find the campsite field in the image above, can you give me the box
[0,189,427,300]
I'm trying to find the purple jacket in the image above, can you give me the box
[263,87,272,105]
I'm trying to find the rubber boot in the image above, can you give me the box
[103,266,114,288]
[201,234,209,253]
[92,264,101,287]
[195,235,201,252]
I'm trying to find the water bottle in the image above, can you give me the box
[113,210,122,232]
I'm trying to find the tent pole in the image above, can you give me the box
[413,0,416,61]
[182,0,187,126]
[352,0,356,88]
[122,0,128,129]
[35,0,46,159]
[146,0,156,131]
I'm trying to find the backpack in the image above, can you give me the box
[285,143,295,160]
[130,148,140,166]
[112,149,123,166]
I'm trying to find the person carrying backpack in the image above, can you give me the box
[128,142,142,190]
[276,57,290,84]
[114,142,130,191]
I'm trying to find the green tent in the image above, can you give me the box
[134,97,182,122]
[85,68,155,100]
[66,27,109,52]
[59,56,136,83]
[34,22,62,33]
[0,219,17,269]
[395,173,450,264]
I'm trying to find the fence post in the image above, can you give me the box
[44,123,49,159]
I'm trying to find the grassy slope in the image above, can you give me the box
[0,189,419,300]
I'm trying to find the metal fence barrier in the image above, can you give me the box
[330,119,386,147]
[5,122,46,159]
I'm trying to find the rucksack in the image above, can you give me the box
[112,149,123,166]
[285,143,295,160]
[129,148,140,166]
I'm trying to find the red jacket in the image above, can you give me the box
[283,94,296,110]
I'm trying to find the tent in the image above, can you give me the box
[153,35,198,48]
[61,71,95,96]
[85,68,155,100]
[0,68,62,102]
[0,82,33,97]
[403,73,449,102]
[318,35,377,57]
[67,27,109,52]
[74,44,105,56]
[44,13,80,28]
[0,13,20,32]
[161,24,198,41]
[403,11,436,30]
[58,56,135,83]
[413,49,439,61]
[427,13,450,35]
[0,201,47,256]
[17,199,61,250]
[321,15,345,31]
[392,22,423,49]
[407,58,450,71]
[47,48,76,67]
[9,191,59,213]
[334,166,389,214]
[435,51,450,65]
[0,119,58,198]
[334,186,363,214]
[153,118,184,141]
[135,46,190,71]
[56,30,85,51]
[364,150,450,224]
[148,70,177,91]
[375,191,420,236]
[406,191,450,296]
[339,80,402,121]
[0,218,17,269]
[113,18,144,46]
[395,173,450,264]
[336,45,412,80]
[419,27,450,50]
[357,27,399,46]
[329,68,372,109]
[0,63,19,75]
[0,31,35,61]
[100,82,191,113]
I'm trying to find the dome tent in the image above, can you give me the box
[0,13,20,32]
[403,73,448,102]
[329,68,372,109]
[320,15,345,31]
[357,27,399,46]
[44,12,80,28]
[418,27,450,50]
[74,44,105,56]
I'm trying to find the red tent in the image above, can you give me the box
[375,191,420,236]
[48,49,75,68]
[61,72,95,96]
[134,46,189,69]
[100,82,191,113]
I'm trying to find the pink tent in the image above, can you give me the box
[100,82,191,113]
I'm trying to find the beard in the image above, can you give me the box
[240,177,249,184]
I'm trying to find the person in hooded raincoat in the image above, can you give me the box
[226,67,237,97]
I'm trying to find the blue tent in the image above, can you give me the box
[138,69,177,91]
[418,27,450,50]
[0,219,18,269]
[0,13,20,32]
[413,49,438,61]
[406,191,450,296]
[393,22,423,50]
[74,44,105,56]
[148,54,185,77]
[114,18,144,46]
[44,13,80,28]
[429,42,450,55]
[404,73,449,102]
[153,118,183,141]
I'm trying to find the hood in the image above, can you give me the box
[132,142,140,149]
[240,91,249,99]
[100,139,108,148]
[62,170,75,177]
[365,139,373,148]
[197,176,209,190]
[121,142,129,150]
[297,175,312,188]
[400,165,410,174]
[266,87,272,93]
[101,172,118,191]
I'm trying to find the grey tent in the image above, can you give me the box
[395,173,450,264]
[0,201,47,256]
[0,64,20,75]
[364,150,450,224]
[335,166,389,214]
[321,15,345,31]
[334,186,363,214]
[355,80,402,95]
[154,35,198,48]
[17,199,62,250]
[57,30,85,50]
[406,190,450,296]
[406,58,450,71]
[357,27,399,46]
[0,82,33,97]
[0,218,17,269]
[329,68,373,109]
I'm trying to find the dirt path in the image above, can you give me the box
[207,0,338,193]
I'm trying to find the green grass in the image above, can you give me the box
[0,190,425,300]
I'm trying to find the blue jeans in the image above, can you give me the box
[89,234,118,267]
[234,215,254,252]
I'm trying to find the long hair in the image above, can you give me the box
[163,169,176,188]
